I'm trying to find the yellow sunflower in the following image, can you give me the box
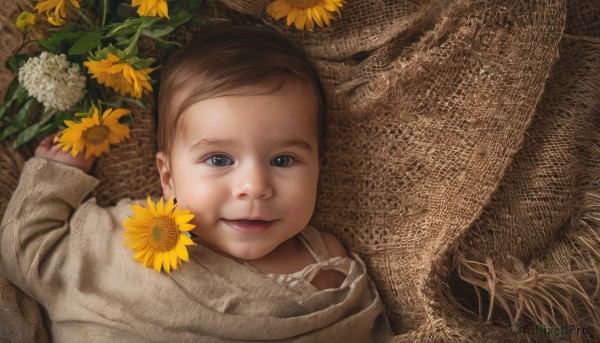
[267,0,345,31]
[122,196,196,273]
[131,0,169,19]
[34,0,80,26]
[55,106,130,158]
[84,54,153,99]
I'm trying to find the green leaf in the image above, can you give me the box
[3,78,22,103]
[0,98,16,122]
[54,22,80,33]
[37,31,86,54]
[49,31,85,44]
[106,17,144,37]
[5,55,29,74]
[0,82,30,122]
[168,11,193,28]
[0,125,19,141]
[141,26,174,40]
[52,111,69,128]
[140,16,161,28]
[36,39,57,52]
[15,98,34,127]
[68,32,102,55]
[0,103,9,121]
[13,122,41,148]
[12,84,28,101]
[38,121,59,138]
[122,97,150,112]
[38,109,55,126]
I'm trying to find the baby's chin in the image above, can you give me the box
[202,240,274,261]
[222,246,273,261]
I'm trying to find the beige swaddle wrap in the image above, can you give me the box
[1,158,393,342]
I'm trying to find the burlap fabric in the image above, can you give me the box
[1,0,599,342]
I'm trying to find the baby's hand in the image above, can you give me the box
[34,133,96,173]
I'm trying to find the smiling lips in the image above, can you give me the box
[223,219,276,233]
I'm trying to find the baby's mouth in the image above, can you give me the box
[223,219,276,233]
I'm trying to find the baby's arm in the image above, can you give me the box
[0,134,98,304]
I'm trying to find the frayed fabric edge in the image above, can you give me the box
[455,222,600,343]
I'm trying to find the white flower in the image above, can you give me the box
[18,52,86,111]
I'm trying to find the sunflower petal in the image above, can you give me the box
[311,7,324,27]
[306,17,315,31]
[134,246,150,261]
[322,0,336,11]
[175,213,194,225]
[143,249,153,267]
[156,196,164,214]
[295,14,306,30]
[175,239,189,261]
[172,208,191,218]
[178,223,195,232]
[154,251,163,272]
[147,196,158,217]
[179,234,195,246]
[286,7,298,26]
[129,204,153,221]
[169,250,178,270]
[164,197,175,214]
[163,252,171,273]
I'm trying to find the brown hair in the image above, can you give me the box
[156,26,327,157]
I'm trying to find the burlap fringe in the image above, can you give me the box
[456,190,600,343]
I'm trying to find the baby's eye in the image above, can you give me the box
[271,155,294,167]
[205,155,233,167]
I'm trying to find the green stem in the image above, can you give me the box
[102,0,108,28]
[125,23,144,56]
[77,8,94,27]
[13,35,31,55]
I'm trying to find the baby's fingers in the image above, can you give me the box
[38,135,53,148]
[35,132,59,155]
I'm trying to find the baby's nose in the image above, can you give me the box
[232,164,273,200]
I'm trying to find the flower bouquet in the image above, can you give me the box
[0,0,205,156]
[0,0,348,157]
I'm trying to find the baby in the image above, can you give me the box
[1,26,392,341]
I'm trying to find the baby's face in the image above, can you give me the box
[157,83,320,260]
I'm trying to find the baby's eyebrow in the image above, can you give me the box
[189,138,313,151]
[278,138,313,152]
[189,138,235,151]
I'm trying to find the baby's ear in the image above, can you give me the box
[156,151,175,199]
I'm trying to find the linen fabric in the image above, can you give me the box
[0,158,393,342]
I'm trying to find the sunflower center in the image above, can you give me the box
[83,125,110,144]
[286,0,320,8]
[149,216,180,251]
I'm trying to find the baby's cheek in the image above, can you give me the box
[285,181,317,221]
[183,187,225,227]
